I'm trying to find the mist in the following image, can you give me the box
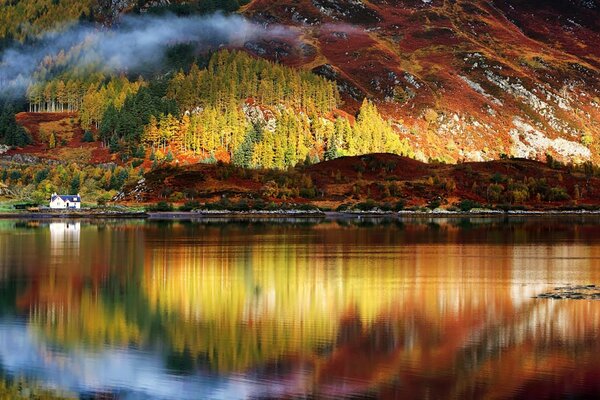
[0,13,296,96]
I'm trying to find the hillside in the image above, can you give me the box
[9,112,113,164]
[2,0,598,167]
[117,153,600,210]
[1,0,600,208]
[241,0,600,163]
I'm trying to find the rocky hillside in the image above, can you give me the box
[240,0,600,164]
[3,0,599,167]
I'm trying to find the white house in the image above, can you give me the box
[49,193,81,209]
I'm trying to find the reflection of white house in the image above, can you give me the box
[49,222,81,242]
[49,193,81,209]
[49,222,81,256]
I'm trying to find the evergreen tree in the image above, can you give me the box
[109,135,120,153]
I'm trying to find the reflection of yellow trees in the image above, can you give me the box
[141,236,515,373]
[29,289,141,349]
[11,220,600,393]
[144,245,344,372]
[0,377,75,399]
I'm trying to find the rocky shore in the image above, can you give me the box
[5,208,600,220]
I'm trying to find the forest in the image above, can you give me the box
[0,0,250,43]
[1,161,138,205]
[24,50,413,169]
[0,2,414,204]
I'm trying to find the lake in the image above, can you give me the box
[1,217,600,399]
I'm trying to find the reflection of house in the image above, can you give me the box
[49,222,81,242]
[49,193,81,209]
[49,222,81,256]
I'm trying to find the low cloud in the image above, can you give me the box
[0,13,296,96]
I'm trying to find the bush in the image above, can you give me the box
[252,199,267,210]
[297,203,319,211]
[424,108,439,124]
[299,187,317,199]
[353,162,366,173]
[169,192,185,202]
[355,200,378,211]
[486,184,504,203]
[490,173,507,184]
[147,201,174,212]
[548,187,570,201]
[96,194,111,207]
[427,199,441,210]
[82,131,94,142]
[179,200,200,211]
[394,200,406,211]
[233,199,250,212]
[336,203,351,212]
[457,199,481,212]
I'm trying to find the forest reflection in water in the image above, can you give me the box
[0,217,600,399]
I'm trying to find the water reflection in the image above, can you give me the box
[0,218,600,398]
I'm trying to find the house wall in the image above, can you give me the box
[49,199,81,209]
[49,199,65,209]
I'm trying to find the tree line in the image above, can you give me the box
[0,103,32,147]
[24,50,412,169]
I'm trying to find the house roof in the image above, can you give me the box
[51,194,81,202]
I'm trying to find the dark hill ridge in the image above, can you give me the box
[117,153,600,209]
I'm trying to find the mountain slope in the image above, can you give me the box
[2,0,599,167]
[241,0,600,164]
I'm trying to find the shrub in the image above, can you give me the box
[490,173,507,184]
[427,199,441,210]
[179,201,200,211]
[486,184,504,203]
[548,187,570,201]
[353,162,366,173]
[147,201,174,212]
[581,134,593,147]
[355,200,378,211]
[457,199,481,212]
[299,187,317,199]
[96,195,111,207]
[511,189,529,203]
[424,108,439,124]
[233,199,250,212]
[82,131,94,142]
[297,203,318,211]
[379,202,393,212]
[169,192,185,202]
[252,199,267,210]
[336,203,351,212]
[394,200,406,211]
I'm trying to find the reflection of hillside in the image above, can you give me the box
[29,289,141,349]
[3,220,600,398]
[140,226,599,379]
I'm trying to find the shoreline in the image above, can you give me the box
[3,209,600,220]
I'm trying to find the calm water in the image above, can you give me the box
[1,217,600,399]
